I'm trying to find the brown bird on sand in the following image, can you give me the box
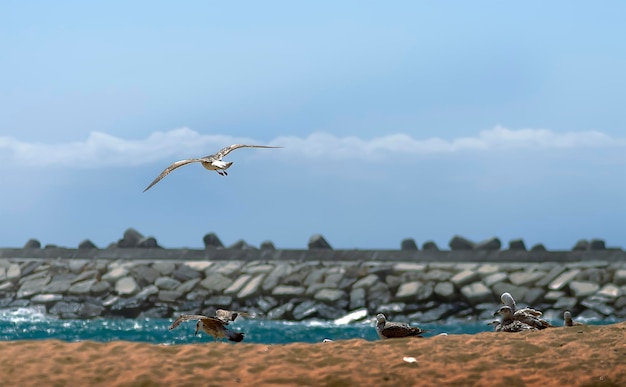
[375,313,430,339]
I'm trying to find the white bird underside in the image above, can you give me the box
[143,144,282,192]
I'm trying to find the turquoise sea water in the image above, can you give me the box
[0,307,615,345]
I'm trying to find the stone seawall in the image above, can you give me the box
[1,249,625,323]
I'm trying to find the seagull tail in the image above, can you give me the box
[227,330,245,342]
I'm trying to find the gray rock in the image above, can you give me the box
[115,276,139,296]
[548,269,581,291]
[395,281,422,299]
[597,284,621,299]
[460,281,493,304]
[509,271,545,287]
[433,282,456,301]
[393,263,426,272]
[0,267,5,282]
[199,273,232,293]
[68,260,88,274]
[535,265,567,287]
[303,269,325,287]
[589,239,606,250]
[134,284,159,301]
[530,243,547,252]
[31,294,63,304]
[366,282,392,309]
[204,295,233,307]
[272,285,306,297]
[203,232,224,248]
[71,270,99,284]
[553,296,578,310]
[237,274,265,298]
[131,265,161,286]
[40,279,70,294]
[117,228,144,248]
[483,272,507,287]
[152,262,176,276]
[17,276,51,298]
[171,265,202,282]
[400,238,418,251]
[449,235,475,250]
[581,297,615,316]
[314,289,346,303]
[349,287,366,309]
[50,301,81,318]
[242,263,274,274]
[266,302,295,320]
[308,234,332,250]
[102,267,129,283]
[572,239,589,251]
[544,290,566,302]
[450,270,480,288]
[422,241,439,251]
[262,264,293,291]
[352,274,379,288]
[260,240,276,250]
[137,236,159,248]
[78,239,97,249]
[79,302,105,318]
[475,237,501,250]
[155,277,182,290]
[158,290,183,302]
[508,239,527,251]
[228,239,256,250]
[423,269,453,282]
[522,288,544,306]
[91,281,111,296]
[324,273,344,289]
[176,278,202,294]
[569,281,600,298]
[255,296,279,312]
[292,300,318,320]
[224,274,252,295]
[23,239,41,249]
[213,261,242,276]
[614,269,626,286]
[68,279,97,295]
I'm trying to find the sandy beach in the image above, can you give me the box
[1,322,624,387]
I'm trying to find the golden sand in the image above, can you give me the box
[1,322,624,386]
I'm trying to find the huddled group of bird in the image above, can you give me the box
[168,291,585,343]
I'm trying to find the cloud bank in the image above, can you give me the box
[1,126,624,168]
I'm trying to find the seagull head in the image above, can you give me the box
[375,313,386,324]
[494,305,514,318]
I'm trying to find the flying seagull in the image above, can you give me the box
[169,314,245,342]
[143,144,282,192]
[375,313,430,339]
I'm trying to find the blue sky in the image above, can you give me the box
[1,1,625,250]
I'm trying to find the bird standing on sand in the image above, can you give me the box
[169,314,245,342]
[500,292,552,329]
[563,311,584,327]
[375,313,430,339]
[143,144,282,191]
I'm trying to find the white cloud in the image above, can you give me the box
[0,126,624,168]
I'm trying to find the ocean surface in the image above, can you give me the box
[0,307,615,345]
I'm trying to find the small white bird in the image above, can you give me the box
[143,143,282,192]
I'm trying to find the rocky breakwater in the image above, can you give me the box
[1,257,625,323]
